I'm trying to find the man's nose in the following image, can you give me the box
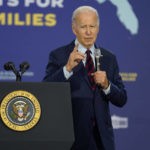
[85,27,92,35]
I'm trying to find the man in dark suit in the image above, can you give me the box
[43,6,127,150]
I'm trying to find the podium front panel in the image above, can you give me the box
[0,82,74,150]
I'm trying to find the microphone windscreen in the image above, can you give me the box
[4,62,15,71]
[20,62,30,72]
[94,48,101,57]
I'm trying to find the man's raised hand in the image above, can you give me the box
[66,44,85,72]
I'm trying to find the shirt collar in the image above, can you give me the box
[75,39,95,55]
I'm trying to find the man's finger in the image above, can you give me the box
[73,43,79,52]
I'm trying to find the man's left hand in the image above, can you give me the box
[91,71,109,89]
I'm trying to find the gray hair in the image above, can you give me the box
[72,6,100,26]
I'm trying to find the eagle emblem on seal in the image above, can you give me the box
[11,101,31,122]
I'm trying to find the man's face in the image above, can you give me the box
[72,12,99,49]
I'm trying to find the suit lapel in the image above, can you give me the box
[100,52,108,72]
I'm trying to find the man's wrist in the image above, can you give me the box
[63,66,73,79]
[66,64,72,72]
[102,81,111,95]
[103,80,109,89]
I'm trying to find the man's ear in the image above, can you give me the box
[98,25,100,33]
[72,24,77,36]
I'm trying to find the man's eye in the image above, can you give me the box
[80,26,86,28]
[90,25,96,28]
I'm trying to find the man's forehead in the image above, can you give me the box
[76,13,98,24]
[77,11,96,17]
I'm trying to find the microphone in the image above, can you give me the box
[4,62,21,81]
[4,61,30,82]
[4,62,18,75]
[19,62,30,75]
[94,48,103,89]
[94,48,102,71]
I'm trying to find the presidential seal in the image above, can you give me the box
[0,90,41,131]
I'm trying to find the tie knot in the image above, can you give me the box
[86,49,91,55]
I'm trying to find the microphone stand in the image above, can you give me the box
[16,71,21,82]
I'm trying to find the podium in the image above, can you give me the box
[0,82,74,150]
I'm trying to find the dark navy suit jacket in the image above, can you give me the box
[43,41,127,150]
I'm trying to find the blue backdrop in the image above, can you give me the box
[0,0,150,149]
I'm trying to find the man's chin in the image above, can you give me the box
[84,43,93,48]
